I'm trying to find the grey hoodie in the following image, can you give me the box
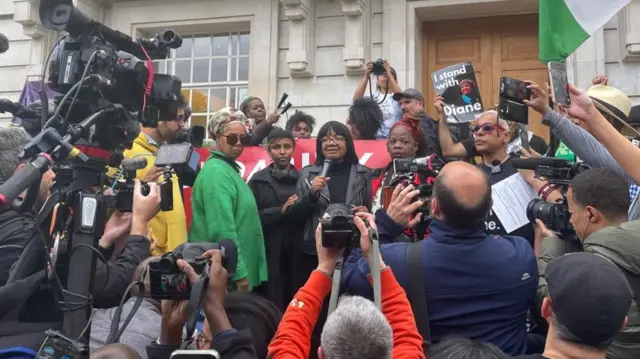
[543,110,640,220]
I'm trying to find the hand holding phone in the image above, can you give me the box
[548,61,570,106]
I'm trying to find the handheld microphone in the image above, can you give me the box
[276,93,289,110]
[319,159,332,177]
[280,102,292,115]
[121,157,148,172]
[0,33,9,54]
[491,159,501,174]
[511,157,572,170]
[219,239,238,280]
[0,153,52,208]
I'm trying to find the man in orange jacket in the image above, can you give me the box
[268,212,425,359]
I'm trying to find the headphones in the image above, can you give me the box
[271,166,299,181]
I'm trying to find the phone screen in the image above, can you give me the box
[548,61,570,106]
[170,350,220,359]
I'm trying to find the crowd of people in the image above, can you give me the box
[1,56,640,359]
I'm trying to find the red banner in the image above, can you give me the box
[183,139,391,226]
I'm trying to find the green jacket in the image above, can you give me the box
[188,150,268,290]
[537,220,640,359]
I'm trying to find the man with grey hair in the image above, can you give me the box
[268,212,425,359]
[320,295,393,359]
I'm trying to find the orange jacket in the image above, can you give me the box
[268,268,426,359]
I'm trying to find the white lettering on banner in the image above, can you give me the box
[443,102,482,116]
[359,152,373,165]
[236,161,246,178]
[302,152,310,168]
[433,63,467,91]
[245,159,268,181]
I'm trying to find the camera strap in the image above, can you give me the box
[183,267,210,349]
[106,281,145,344]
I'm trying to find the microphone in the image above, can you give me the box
[219,239,238,280]
[0,153,52,208]
[121,157,148,172]
[491,159,501,174]
[280,102,292,115]
[319,159,332,178]
[276,93,289,110]
[511,157,572,170]
[0,33,9,54]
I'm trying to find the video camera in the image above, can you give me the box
[148,241,238,301]
[14,0,183,161]
[512,157,590,234]
[391,154,444,212]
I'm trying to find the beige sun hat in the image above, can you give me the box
[587,84,640,137]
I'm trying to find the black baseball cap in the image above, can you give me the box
[392,88,424,102]
[547,252,632,347]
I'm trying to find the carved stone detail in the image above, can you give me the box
[341,0,369,75]
[14,0,46,39]
[280,0,315,77]
[619,0,640,61]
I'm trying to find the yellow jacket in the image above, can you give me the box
[123,133,188,255]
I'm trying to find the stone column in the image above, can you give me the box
[280,0,315,77]
[341,0,370,75]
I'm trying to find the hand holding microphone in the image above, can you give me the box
[311,159,332,194]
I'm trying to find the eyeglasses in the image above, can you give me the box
[196,333,211,348]
[321,135,346,144]
[222,134,252,146]
[470,123,506,134]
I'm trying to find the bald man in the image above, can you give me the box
[342,161,537,356]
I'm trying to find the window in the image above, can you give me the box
[152,32,250,133]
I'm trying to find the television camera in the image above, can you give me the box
[0,0,186,356]
[512,157,590,235]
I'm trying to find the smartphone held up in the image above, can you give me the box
[548,61,571,106]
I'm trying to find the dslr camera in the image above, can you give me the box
[148,241,237,300]
[320,204,361,249]
[371,58,387,76]
[514,158,590,235]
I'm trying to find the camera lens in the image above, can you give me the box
[527,198,561,230]
[158,253,178,272]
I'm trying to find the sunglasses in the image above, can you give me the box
[222,134,252,146]
[470,123,505,134]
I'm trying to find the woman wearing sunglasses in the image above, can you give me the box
[189,107,268,293]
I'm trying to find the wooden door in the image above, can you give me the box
[423,14,550,142]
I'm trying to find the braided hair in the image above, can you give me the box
[390,114,428,156]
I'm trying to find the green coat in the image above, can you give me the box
[188,150,268,290]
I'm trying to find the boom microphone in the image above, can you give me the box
[121,157,148,172]
[0,33,9,54]
[280,102,293,115]
[276,93,289,110]
[511,157,572,170]
[319,159,332,178]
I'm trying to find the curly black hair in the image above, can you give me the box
[348,97,383,140]
[285,110,316,132]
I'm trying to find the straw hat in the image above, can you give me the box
[587,85,639,137]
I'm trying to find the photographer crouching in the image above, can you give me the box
[534,167,640,359]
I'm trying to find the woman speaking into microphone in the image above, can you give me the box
[287,121,372,282]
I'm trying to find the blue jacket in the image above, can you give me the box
[342,211,538,356]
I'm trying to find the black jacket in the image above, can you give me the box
[417,111,442,158]
[146,329,257,359]
[248,164,302,309]
[0,209,36,286]
[4,209,150,309]
[287,163,372,255]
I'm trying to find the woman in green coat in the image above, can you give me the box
[189,107,268,292]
